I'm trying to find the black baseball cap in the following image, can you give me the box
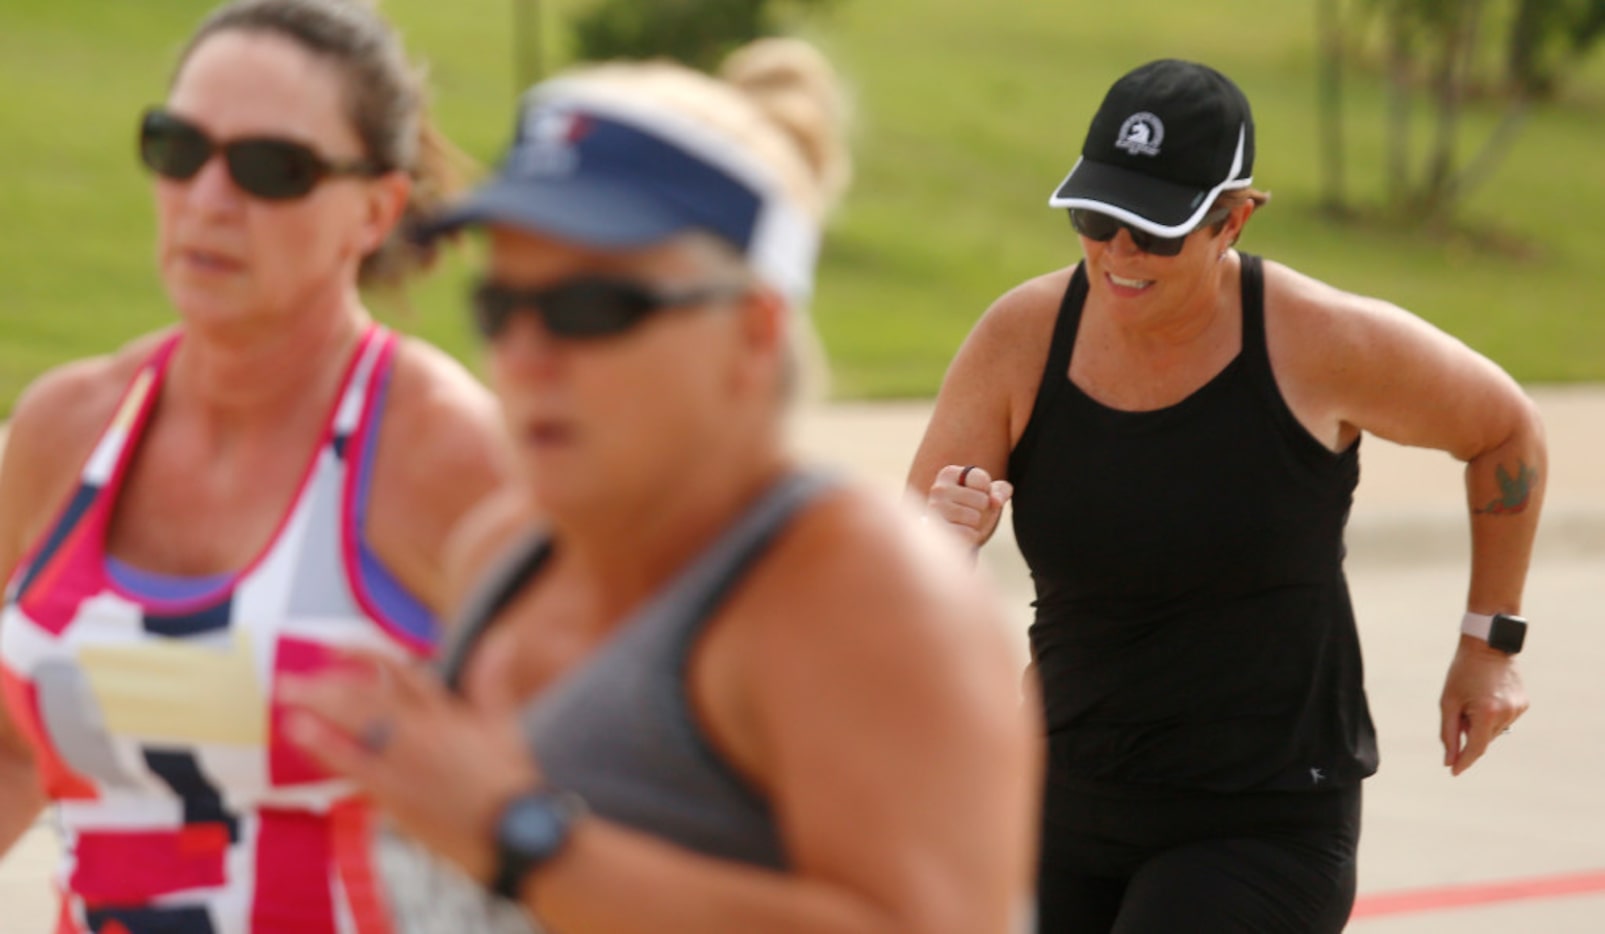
[1049,59,1255,236]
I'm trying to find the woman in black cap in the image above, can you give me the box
[281,39,1042,934]
[911,59,1544,932]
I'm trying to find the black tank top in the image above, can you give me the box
[1008,256,1378,793]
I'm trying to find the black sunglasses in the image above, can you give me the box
[470,276,746,341]
[1068,206,1231,257]
[139,108,383,201]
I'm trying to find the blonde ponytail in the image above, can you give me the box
[721,37,852,218]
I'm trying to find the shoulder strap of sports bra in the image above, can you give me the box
[438,470,835,695]
[439,534,554,693]
[638,469,834,661]
[1008,264,1088,477]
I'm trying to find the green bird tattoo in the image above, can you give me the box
[1476,461,1537,515]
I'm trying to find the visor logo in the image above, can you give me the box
[1115,112,1164,157]
[516,107,593,177]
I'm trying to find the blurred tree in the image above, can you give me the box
[1507,0,1605,96]
[571,0,837,72]
[1315,0,1350,215]
[514,0,546,91]
[1322,0,1605,226]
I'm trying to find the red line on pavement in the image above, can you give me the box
[1352,869,1605,918]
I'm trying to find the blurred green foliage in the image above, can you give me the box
[0,0,1602,411]
[572,0,835,72]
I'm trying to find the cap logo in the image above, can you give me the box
[1114,112,1164,157]
[515,107,592,178]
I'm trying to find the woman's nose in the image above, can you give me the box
[1109,226,1144,256]
[493,312,567,378]
[181,153,246,211]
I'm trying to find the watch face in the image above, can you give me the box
[493,791,582,900]
[1489,614,1527,654]
[504,796,566,857]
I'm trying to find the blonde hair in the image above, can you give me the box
[554,39,851,400]
[558,37,852,223]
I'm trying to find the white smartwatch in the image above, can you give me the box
[1461,611,1528,655]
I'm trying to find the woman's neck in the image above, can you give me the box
[1104,253,1239,354]
[167,291,370,425]
[550,432,792,621]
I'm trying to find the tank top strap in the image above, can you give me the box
[79,334,183,489]
[439,470,835,695]
[1009,264,1088,479]
[636,469,835,658]
[1235,253,1275,388]
[439,534,555,694]
[330,325,394,454]
[1233,253,1358,472]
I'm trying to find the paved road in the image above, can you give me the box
[1,388,1601,931]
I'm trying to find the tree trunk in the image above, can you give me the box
[1445,95,1534,205]
[1506,0,1545,94]
[1423,0,1486,223]
[513,0,545,92]
[1315,0,1348,216]
[1385,1,1415,209]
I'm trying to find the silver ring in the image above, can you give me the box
[358,717,396,755]
[958,465,978,486]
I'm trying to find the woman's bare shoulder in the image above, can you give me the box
[976,266,1076,344]
[374,337,512,523]
[385,336,504,450]
[1,332,175,547]
[7,332,173,471]
[1260,258,1441,376]
[745,481,1014,657]
[439,484,538,619]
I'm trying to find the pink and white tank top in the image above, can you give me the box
[0,325,435,934]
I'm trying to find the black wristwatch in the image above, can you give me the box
[1461,611,1528,655]
[489,788,587,901]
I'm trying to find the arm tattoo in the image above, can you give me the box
[1475,460,1538,516]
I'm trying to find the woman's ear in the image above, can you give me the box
[1226,200,1255,248]
[730,286,787,393]
[361,170,413,255]
[739,286,786,354]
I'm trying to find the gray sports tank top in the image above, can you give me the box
[442,470,833,870]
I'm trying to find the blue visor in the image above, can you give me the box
[418,89,818,304]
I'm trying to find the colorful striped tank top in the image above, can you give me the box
[0,325,435,934]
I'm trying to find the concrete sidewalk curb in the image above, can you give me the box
[1345,507,1605,566]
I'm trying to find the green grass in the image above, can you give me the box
[2,0,1603,408]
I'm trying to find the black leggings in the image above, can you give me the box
[1036,780,1361,934]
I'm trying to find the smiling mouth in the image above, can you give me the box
[523,420,576,449]
[1107,272,1154,290]
[181,248,245,273]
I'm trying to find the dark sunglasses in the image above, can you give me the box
[138,108,383,201]
[1068,206,1231,257]
[470,276,746,341]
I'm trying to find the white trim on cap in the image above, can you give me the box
[1047,124,1252,238]
[527,80,822,309]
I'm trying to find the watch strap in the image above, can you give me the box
[1461,611,1497,641]
[1461,611,1526,654]
[490,789,586,902]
